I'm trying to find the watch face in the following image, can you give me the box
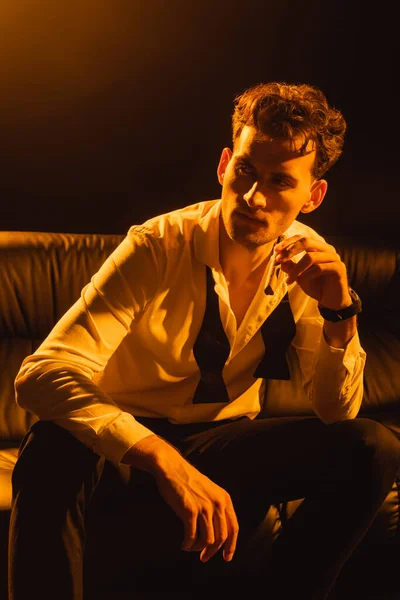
[349,288,362,310]
[349,288,359,301]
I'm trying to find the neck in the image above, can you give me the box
[219,223,275,286]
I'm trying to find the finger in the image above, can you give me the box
[222,505,239,562]
[199,506,228,562]
[181,509,198,551]
[275,236,337,261]
[275,234,304,256]
[295,261,346,284]
[283,252,342,284]
[187,509,215,553]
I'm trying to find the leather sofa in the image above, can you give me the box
[1,230,399,599]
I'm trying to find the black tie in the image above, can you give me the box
[192,265,296,404]
[192,266,231,404]
[253,290,296,380]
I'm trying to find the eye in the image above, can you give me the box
[235,162,256,177]
[270,175,293,189]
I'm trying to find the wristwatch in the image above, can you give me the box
[318,288,362,322]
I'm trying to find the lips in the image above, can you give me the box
[235,211,267,225]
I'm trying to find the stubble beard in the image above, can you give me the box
[227,217,277,249]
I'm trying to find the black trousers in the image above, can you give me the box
[8,415,400,600]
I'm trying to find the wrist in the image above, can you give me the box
[323,293,352,311]
[323,315,357,348]
[122,434,182,476]
[318,288,362,323]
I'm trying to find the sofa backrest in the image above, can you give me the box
[327,235,400,438]
[1,231,399,445]
[0,231,124,445]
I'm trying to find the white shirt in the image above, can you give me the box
[15,200,366,465]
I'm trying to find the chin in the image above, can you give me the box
[242,237,273,249]
[224,213,276,248]
[232,230,275,249]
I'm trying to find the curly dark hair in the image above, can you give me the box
[232,82,347,179]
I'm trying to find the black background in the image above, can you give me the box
[0,0,398,238]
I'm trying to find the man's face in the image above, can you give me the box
[218,125,326,250]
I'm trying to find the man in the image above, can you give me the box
[9,82,400,599]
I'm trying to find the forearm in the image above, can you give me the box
[323,315,357,348]
[15,361,155,465]
[121,434,185,476]
[311,329,366,423]
[122,429,239,563]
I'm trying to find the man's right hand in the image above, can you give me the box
[122,434,239,563]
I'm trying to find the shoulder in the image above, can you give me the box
[127,199,219,246]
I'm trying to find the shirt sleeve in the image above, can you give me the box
[14,228,164,465]
[292,295,366,423]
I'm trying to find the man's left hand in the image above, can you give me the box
[274,235,352,310]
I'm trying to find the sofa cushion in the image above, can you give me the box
[0,339,39,442]
[0,448,18,510]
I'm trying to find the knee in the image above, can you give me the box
[12,421,102,493]
[331,417,400,474]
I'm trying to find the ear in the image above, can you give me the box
[217,147,233,185]
[300,179,328,214]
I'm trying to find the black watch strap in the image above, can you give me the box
[318,288,362,322]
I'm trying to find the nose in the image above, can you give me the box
[243,181,267,209]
